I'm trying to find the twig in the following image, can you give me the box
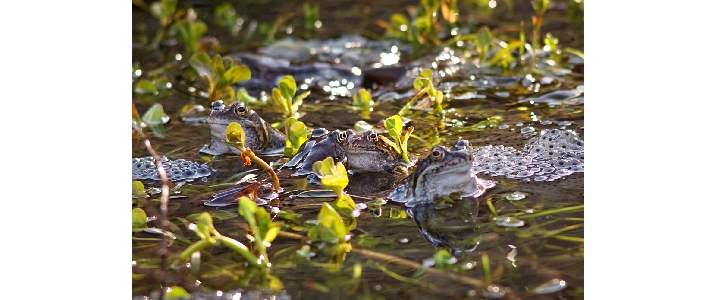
[133,124,171,300]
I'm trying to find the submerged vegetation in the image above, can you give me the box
[133,0,583,299]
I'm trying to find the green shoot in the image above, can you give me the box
[271,75,309,119]
[352,88,374,119]
[179,211,259,267]
[433,249,455,270]
[214,2,243,36]
[530,0,549,51]
[174,8,207,54]
[189,52,252,104]
[284,117,308,158]
[303,3,320,38]
[225,122,281,190]
[383,115,414,164]
[398,69,443,116]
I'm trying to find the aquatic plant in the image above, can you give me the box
[308,157,356,271]
[284,117,308,158]
[530,0,549,52]
[189,52,251,104]
[352,88,374,119]
[271,75,309,120]
[174,8,208,54]
[178,197,283,289]
[399,69,442,115]
[303,3,321,39]
[225,122,281,190]
[214,2,243,36]
[383,115,414,164]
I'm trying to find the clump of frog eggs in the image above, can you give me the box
[132,156,212,182]
[471,128,584,181]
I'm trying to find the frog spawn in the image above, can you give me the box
[471,129,584,181]
[132,156,212,182]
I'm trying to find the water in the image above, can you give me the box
[132,1,584,299]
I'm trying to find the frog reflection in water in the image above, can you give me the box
[408,197,483,254]
[387,141,494,207]
[200,100,287,156]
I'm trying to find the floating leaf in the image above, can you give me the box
[132,208,148,229]
[313,157,349,194]
[352,88,373,108]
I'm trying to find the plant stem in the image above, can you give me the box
[239,147,281,191]
[398,88,427,117]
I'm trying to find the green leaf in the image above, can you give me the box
[271,88,289,112]
[217,65,251,89]
[211,54,224,81]
[165,286,189,299]
[352,88,373,108]
[288,120,308,147]
[311,203,346,244]
[132,181,146,197]
[383,115,403,142]
[225,122,246,145]
[278,75,297,102]
[141,103,168,125]
[189,52,214,83]
[237,87,258,103]
[132,208,148,229]
[531,0,549,16]
[134,79,158,95]
[433,249,454,269]
[312,157,349,194]
[238,197,258,225]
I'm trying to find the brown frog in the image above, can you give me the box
[387,143,491,207]
[344,129,402,174]
[200,100,287,155]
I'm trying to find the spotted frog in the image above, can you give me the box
[200,100,287,155]
[387,143,492,207]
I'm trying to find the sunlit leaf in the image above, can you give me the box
[288,119,308,147]
[134,79,158,95]
[311,203,346,244]
[225,122,245,145]
[433,249,454,269]
[384,115,403,142]
[165,286,189,299]
[211,54,225,80]
[141,103,169,125]
[132,208,148,229]
[271,88,288,112]
[278,75,297,102]
[189,52,214,82]
[217,65,251,89]
[237,88,258,103]
[352,88,373,107]
[132,181,146,197]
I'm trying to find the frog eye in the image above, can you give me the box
[337,131,348,143]
[368,133,378,141]
[430,147,445,161]
[234,103,247,115]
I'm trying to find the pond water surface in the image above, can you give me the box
[133,1,584,299]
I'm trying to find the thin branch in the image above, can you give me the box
[133,124,171,300]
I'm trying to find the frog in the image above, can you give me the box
[200,100,287,156]
[282,128,352,177]
[387,142,492,207]
[343,129,402,174]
